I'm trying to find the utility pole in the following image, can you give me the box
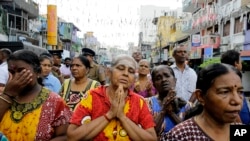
[157,33,162,65]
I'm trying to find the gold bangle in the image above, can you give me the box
[0,95,12,104]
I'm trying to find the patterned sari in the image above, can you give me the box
[0,87,72,141]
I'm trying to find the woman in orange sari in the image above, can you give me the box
[0,50,71,141]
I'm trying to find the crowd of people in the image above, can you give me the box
[0,45,249,141]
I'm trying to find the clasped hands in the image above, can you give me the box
[106,85,127,120]
[134,81,153,93]
[162,90,177,115]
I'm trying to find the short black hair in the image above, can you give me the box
[221,50,240,66]
[40,52,52,58]
[0,48,12,58]
[64,57,71,61]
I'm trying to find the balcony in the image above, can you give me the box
[219,0,242,18]
[192,5,218,30]
[197,0,214,3]
[233,32,245,45]
[221,36,230,45]
[233,0,242,10]
[182,0,201,13]
[200,35,220,48]
[0,0,39,19]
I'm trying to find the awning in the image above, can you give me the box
[175,35,190,44]
[240,50,250,60]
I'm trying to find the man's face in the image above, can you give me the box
[173,46,188,63]
[132,52,142,62]
[52,55,61,65]
[84,55,93,63]
[65,60,71,67]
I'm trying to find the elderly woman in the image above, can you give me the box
[133,59,156,98]
[145,65,189,137]
[60,55,100,111]
[67,54,157,141]
[0,50,71,141]
[160,63,243,141]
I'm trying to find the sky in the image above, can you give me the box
[34,0,182,49]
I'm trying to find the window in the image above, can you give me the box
[234,17,243,34]
[223,21,230,36]
[8,14,15,28]
[7,13,28,32]
[16,16,21,30]
[23,18,28,31]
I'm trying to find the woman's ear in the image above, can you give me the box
[195,89,205,106]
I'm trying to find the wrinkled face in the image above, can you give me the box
[132,52,142,62]
[8,60,37,87]
[138,60,150,75]
[70,58,88,79]
[152,66,176,94]
[40,59,52,77]
[109,59,136,89]
[173,46,187,63]
[202,71,243,123]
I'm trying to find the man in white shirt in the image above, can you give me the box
[0,48,12,93]
[170,45,197,102]
[60,57,72,79]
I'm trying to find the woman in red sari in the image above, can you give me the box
[67,54,157,141]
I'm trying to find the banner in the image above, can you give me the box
[192,34,201,47]
[204,47,213,61]
[47,5,57,45]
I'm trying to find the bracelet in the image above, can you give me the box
[104,114,111,122]
[3,92,15,99]
[0,95,12,104]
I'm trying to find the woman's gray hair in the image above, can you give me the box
[111,54,137,69]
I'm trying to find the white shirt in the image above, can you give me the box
[60,64,71,76]
[171,63,197,101]
[0,62,9,84]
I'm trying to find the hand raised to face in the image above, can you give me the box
[4,69,33,97]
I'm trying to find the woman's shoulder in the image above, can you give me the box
[160,118,197,139]
[161,118,212,141]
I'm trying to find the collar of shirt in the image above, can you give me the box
[171,63,190,70]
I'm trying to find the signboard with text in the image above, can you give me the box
[192,34,201,47]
